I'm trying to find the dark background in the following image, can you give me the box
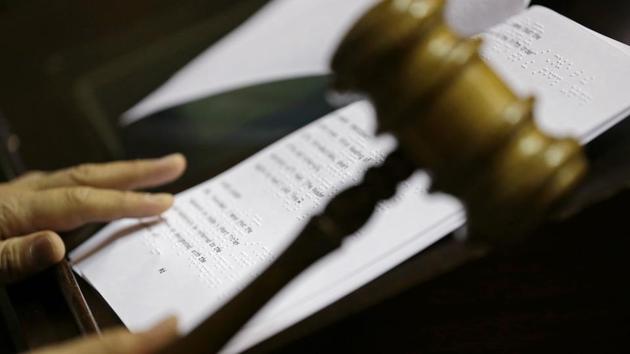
[1,0,629,172]
[1,0,629,173]
[1,1,629,353]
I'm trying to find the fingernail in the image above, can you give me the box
[145,316,179,343]
[30,235,58,269]
[157,153,183,164]
[144,193,174,205]
[151,316,178,333]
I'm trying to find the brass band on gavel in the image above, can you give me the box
[332,0,588,239]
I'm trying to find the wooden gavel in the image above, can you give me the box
[159,0,587,352]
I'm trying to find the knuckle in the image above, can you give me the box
[111,191,141,217]
[64,187,94,205]
[125,160,148,180]
[129,159,146,171]
[0,198,25,238]
[11,171,48,188]
[100,329,137,352]
[119,191,138,207]
[68,164,98,185]
[0,241,21,282]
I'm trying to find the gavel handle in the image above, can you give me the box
[157,149,416,354]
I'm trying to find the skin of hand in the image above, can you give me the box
[29,316,179,354]
[0,153,186,283]
[0,154,187,354]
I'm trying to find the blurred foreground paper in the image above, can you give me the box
[123,0,530,124]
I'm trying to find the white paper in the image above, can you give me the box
[446,0,530,36]
[480,6,630,142]
[72,6,630,354]
[74,101,466,347]
[122,0,530,124]
[592,30,630,56]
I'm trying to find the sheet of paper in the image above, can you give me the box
[73,101,466,348]
[122,0,530,124]
[71,5,630,354]
[592,29,630,56]
[614,41,630,55]
[480,6,630,142]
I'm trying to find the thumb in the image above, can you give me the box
[30,316,179,354]
[0,231,65,283]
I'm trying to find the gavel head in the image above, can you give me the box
[331,0,588,240]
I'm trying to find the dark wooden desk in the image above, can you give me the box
[1,0,630,353]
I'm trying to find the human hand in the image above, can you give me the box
[30,316,179,354]
[0,154,186,283]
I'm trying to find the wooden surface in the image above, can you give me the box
[1,0,629,353]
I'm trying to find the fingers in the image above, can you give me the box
[133,316,180,354]
[30,316,179,354]
[0,231,65,283]
[15,154,186,191]
[15,187,174,234]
